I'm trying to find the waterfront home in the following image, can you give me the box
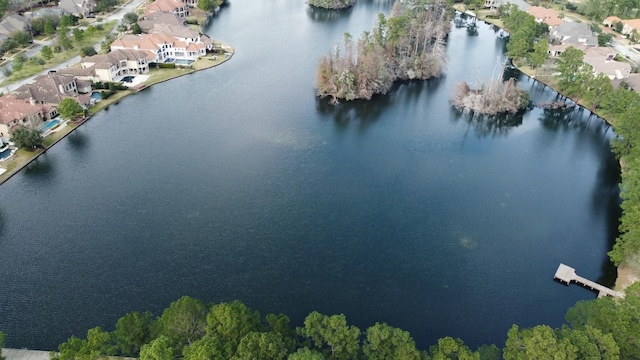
[110,32,212,63]
[527,6,564,27]
[64,49,151,83]
[58,0,95,17]
[150,24,214,52]
[0,95,48,137]
[552,22,598,47]
[14,73,92,109]
[144,0,190,20]
[583,46,631,79]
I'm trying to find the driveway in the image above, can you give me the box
[0,0,147,87]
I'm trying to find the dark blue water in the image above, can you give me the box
[0,0,620,351]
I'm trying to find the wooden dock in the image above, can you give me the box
[554,263,624,298]
[1,348,50,360]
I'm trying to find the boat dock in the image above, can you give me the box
[1,348,50,360]
[554,263,624,298]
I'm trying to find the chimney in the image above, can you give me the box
[29,97,35,105]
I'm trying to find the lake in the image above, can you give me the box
[0,0,621,351]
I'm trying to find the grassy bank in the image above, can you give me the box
[0,44,234,185]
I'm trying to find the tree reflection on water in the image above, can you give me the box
[458,110,524,138]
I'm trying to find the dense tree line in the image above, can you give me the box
[495,1,640,273]
[498,4,549,66]
[307,0,355,10]
[316,0,450,103]
[44,288,640,360]
[545,44,640,265]
[576,0,640,21]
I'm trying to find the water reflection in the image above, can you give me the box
[67,131,89,151]
[0,208,6,238]
[306,6,353,22]
[23,156,55,179]
[593,156,621,286]
[458,111,524,138]
[538,106,576,131]
[316,92,391,130]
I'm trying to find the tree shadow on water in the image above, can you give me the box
[23,155,55,179]
[593,155,622,287]
[0,208,6,239]
[538,106,609,135]
[315,92,391,131]
[389,79,426,105]
[306,6,353,22]
[67,131,89,151]
[538,107,578,131]
[456,109,524,138]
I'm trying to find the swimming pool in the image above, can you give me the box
[0,147,12,160]
[174,59,194,66]
[39,119,62,133]
[91,91,102,101]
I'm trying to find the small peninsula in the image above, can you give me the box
[451,66,529,115]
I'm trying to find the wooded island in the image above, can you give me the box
[316,0,450,103]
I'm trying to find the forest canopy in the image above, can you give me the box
[44,286,640,360]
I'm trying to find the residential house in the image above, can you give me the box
[0,14,30,37]
[138,12,184,32]
[583,46,631,79]
[603,16,622,28]
[14,73,92,113]
[58,0,96,17]
[527,6,564,27]
[62,49,151,83]
[552,22,598,47]
[144,0,189,20]
[603,16,640,36]
[0,95,47,137]
[484,0,496,8]
[150,24,214,52]
[110,30,213,63]
[28,7,65,20]
[547,43,583,57]
[612,73,640,93]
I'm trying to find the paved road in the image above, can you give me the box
[613,41,640,65]
[0,0,147,89]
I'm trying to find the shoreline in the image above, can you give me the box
[0,45,235,187]
[470,11,637,292]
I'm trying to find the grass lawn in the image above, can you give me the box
[88,90,135,115]
[0,147,43,180]
[1,21,117,86]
